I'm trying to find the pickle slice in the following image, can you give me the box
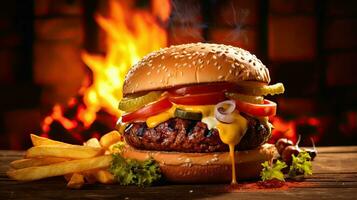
[236,82,285,96]
[174,108,203,121]
[118,91,163,112]
[225,93,263,104]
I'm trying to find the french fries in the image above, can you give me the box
[85,138,101,148]
[99,130,121,149]
[7,155,112,181]
[10,157,69,169]
[8,131,123,188]
[93,169,114,184]
[26,145,103,159]
[67,173,85,189]
[30,134,71,146]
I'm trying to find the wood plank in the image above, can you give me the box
[0,147,357,199]
[313,153,357,173]
[0,150,24,157]
[316,146,357,153]
[0,181,357,200]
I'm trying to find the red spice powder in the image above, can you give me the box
[225,180,315,192]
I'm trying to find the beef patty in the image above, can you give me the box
[123,115,271,153]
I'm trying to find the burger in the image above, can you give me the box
[116,43,285,184]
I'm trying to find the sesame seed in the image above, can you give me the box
[193,61,196,65]
[231,63,235,69]
[174,55,179,59]
[183,63,187,67]
[218,66,222,70]
[161,55,165,59]
[214,62,218,66]
[199,65,204,69]
[212,55,217,59]
[229,69,232,74]
[207,60,210,64]
[218,75,224,79]
[147,71,151,75]
[188,56,192,59]
[235,71,239,76]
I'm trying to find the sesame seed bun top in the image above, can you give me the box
[123,43,270,96]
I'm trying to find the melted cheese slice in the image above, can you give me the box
[146,104,248,184]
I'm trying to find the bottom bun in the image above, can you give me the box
[122,143,277,183]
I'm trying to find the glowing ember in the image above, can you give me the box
[41,0,170,141]
[269,116,323,145]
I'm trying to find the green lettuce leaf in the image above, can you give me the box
[260,160,287,181]
[289,151,312,177]
[109,154,161,186]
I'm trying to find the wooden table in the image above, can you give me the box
[1,146,357,199]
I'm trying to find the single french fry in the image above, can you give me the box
[67,173,84,189]
[7,155,112,181]
[26,145,103,159]
[100,131,121,149]
[85,138,101,148]
[30,134,71,146]
[10,157,70,169]
[93,169,114,184]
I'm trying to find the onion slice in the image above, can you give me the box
[214,100,236,123]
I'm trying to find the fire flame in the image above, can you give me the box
[41,0,170,139]
[80,0,169,126]
[269,116,323,145]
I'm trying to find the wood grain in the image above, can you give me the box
[0,146,356,199]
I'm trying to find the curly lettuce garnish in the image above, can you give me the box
[260,160,287,181]
[289,151,312,177]
[110,141,126,154]
[109,154,161,186]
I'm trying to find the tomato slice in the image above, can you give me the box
[168,92,226,105]
[234,99,277,117]
[169,83,235,95]
[121,97,172,123]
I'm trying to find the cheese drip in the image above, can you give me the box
[145,104,248,184]
[215,112,248,184]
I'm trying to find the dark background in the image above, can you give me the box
[0,0,356,149]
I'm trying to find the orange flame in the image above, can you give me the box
[41,0,170,138]
[42,104,77,133]
[269,116,323,145]
[79,0,169,127]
